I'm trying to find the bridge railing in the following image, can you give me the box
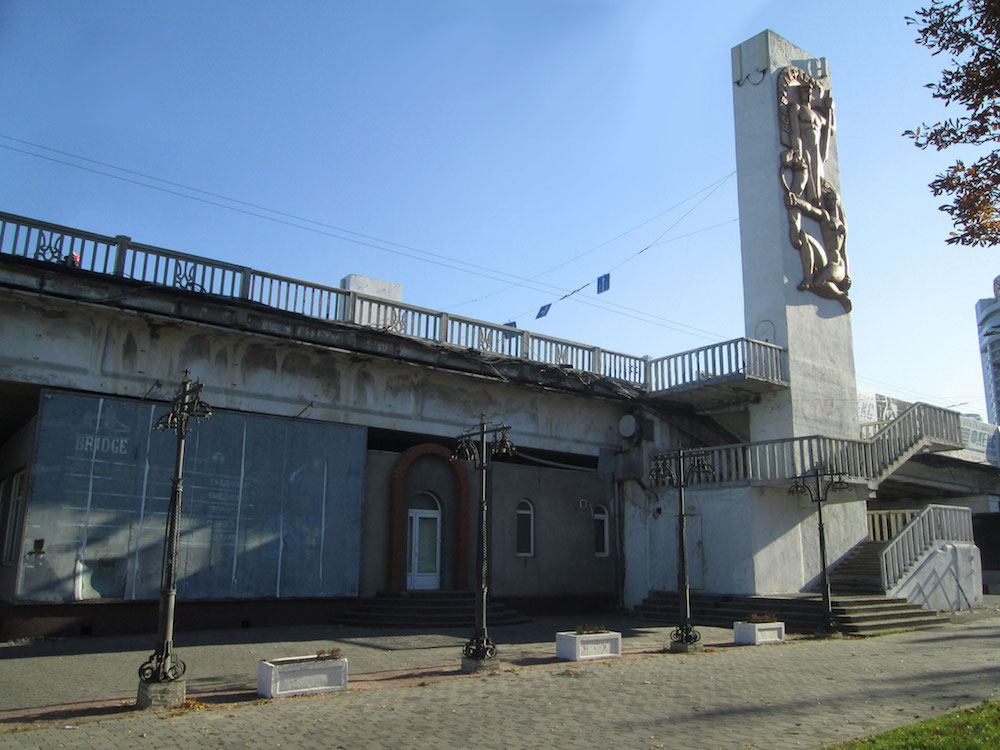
[0,210,778,393]
[647,337,786,393]
[694,434,877,485]
[0,212,119,275]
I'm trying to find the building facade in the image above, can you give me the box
[0,31,991,638]
[976,275,1000,425]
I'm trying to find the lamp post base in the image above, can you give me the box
[668,641,704,653]
[461,656,500,674]
[136,679,186,710]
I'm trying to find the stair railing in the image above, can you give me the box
[689,403,963,488]
[865,403,963,482]
[880,504,975,592]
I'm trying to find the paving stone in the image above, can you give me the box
[0,604,999,748]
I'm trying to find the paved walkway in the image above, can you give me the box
[1,601,998,749]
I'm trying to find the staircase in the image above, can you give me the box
[633,591,948,636]
[832,596,949,636]
[827,540,885,594]
[684,402,963,488]
[336,591,530,629]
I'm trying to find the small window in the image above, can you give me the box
[516,500,534,556]
[1,470,26,565]
[593,504,609,557]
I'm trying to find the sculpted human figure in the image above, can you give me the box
[788,81,835,206]
[785,184,851,312]
[778,67,849,312]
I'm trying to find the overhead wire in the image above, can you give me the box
[0,135,736,342]
[503,174,736,328]
[443,171,735,310]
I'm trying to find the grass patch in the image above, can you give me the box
[826,701,1000,749]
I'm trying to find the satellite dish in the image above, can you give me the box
[618,414,639,439]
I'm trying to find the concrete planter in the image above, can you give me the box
[257,656,348,698]
[556,631,622,661]
[733,621,785,645]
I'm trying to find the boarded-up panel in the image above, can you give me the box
[20,390,365,601]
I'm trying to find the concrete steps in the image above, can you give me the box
[832,596,950,636]
[336,591,530,629]
[826,540,887,594]
[634,591,948,637]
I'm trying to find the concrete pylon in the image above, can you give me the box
[732,30,859,442]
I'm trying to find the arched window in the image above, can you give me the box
[593,504,609,557]
[516,500,534,556]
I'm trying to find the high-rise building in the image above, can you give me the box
[976,275,1000,424]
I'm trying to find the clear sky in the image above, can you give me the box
[0,1,993,419]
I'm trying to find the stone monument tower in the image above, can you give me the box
[732,30,859,442]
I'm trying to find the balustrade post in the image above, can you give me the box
[643,355,652,392]
[238,268,252,300]
[520,331,531,359]
[591,347,602,376]
[346,292,358,324]
[112,235,131,276]
[438,313,450,344]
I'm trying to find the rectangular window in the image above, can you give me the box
[593,505,609,557]
[1,470,26,565]
[516,509,533,556]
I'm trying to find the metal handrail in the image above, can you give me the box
[880,504,974,592]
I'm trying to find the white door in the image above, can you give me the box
[406,509,440,590]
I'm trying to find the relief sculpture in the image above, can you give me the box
[778,66,851,312]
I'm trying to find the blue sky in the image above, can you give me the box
[1,1,993,418]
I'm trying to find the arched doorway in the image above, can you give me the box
[388,444,469,592]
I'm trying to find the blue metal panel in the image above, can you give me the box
[20,391,365,601]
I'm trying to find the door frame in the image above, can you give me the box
[406,507,441,590]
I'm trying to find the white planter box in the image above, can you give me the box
[257,656,348,698]
[556,631,622,661]
[733,621,785,646]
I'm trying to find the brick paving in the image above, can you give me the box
[0,603,998,749]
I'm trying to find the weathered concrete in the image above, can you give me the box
[893,542,984,611]
[732,31,859,442]
[134,679,186,710]
[0,268,652,456]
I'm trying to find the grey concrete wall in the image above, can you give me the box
[892,542,983,611]
[359,450,395,597]
[750,485,868,595]
[490,462,615,598]
[631,483,868,599]
[732,31,859,441]
[0,290,637,459]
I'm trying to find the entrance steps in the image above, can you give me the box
[634,591,948,637]
[337,591,530,629]
[826,540,886,594]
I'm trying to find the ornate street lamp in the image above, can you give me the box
[649,447,716,652]
[788,466,850,634]
[138,371,212,688]
[451,414,515,669]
